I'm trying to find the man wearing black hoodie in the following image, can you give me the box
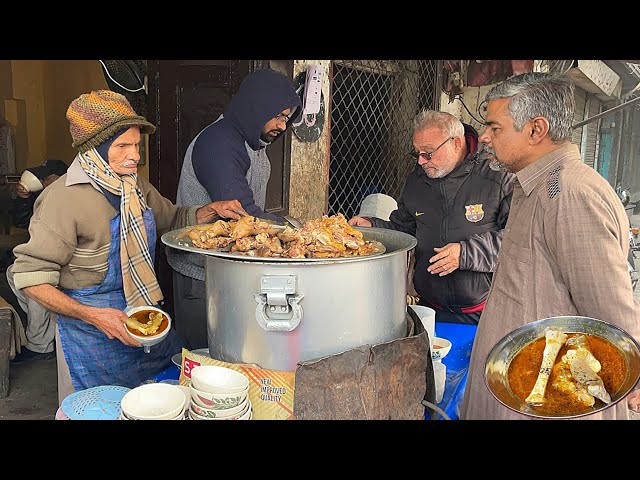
[350,110,515,325]
[167,69,302,349]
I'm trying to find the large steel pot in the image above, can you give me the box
[162,227,417,371]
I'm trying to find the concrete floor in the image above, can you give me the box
[0,356,58,420]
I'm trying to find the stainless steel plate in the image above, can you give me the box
[484,315,640,419]
[161,226,388,263]
[172,348,211,369]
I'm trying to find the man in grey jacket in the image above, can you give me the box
[350,110,515,324]
[167,69,301,349]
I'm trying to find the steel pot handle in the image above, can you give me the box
[253,293,304,331]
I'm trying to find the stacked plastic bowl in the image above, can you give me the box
[187,365,252,420]
[119,383,188,420]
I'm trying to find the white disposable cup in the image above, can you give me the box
[408,304,436,347]
[433,361,447,403]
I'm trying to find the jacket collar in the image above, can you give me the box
[65,155,102,192]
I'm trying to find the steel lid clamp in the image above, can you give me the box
[254,275,304,332]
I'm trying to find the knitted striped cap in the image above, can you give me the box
[66,90,156,152]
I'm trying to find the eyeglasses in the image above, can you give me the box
[409,137,454,161]
[273,112,292,124]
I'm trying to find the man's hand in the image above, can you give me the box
[83,306,142,347]
[23,284,141,347]
[428,243,461,276]
[196,200,248,224]
[348,216,372,227]
[628,389,640,413]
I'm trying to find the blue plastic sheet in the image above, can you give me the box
[146,364,180,383]
[428,322,478,420]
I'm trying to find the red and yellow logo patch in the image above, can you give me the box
[465,204,484,222]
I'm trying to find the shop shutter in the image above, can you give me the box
[572,88,587,147]
[571,88,601,168]
[583,96,601,168]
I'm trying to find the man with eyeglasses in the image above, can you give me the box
[349,110,515,325]
[168,69,302,349]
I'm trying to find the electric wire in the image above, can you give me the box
[458,95,486,125]
[422,399,451,420]
[441,83,486,125]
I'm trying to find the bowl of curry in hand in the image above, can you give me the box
[484,315,640,418]
[124,305,171,348]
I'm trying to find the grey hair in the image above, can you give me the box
[485,72,575,142]
[413,110,465,138]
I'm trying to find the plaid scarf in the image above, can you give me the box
[77,150,163,307]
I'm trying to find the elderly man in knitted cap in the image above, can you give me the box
[11,90,248,403]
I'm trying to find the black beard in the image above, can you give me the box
[260,131,281,143]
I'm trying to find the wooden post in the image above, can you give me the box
[0,309,11,398]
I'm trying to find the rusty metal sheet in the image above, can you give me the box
[293,314,434,420]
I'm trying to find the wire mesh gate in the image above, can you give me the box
[328,60,440,219]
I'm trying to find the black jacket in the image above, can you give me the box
[371,125,515,309]
[10,193,38,230]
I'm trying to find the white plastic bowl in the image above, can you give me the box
[190,365,249,394]
[238,406,252,420]
[190,398,250,419]
[189,382,248,410]
[124,305,172,349]
[120,383,186,420]
[189,400,251,420]
[431,337,452,361]
[19,169,44,193]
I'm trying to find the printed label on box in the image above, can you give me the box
[179,348,295,420]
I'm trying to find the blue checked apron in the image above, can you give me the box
[57,209,185,391]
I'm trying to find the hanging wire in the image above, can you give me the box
[477,99,488,123]
[447,93,486,125]
[422,399,451,420]
[441,80,486,125]
[99,60,146,93]
[545,59,575,76]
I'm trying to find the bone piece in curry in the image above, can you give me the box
[568,349,612,404]
[126,311,164,336]
[525,329,568,405]
[550,358,595,407]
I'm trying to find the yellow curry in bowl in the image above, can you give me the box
[508,332,626,417]
[125,310,169,337]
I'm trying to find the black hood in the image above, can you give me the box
[224,69,302,150]
[463,123,479,159]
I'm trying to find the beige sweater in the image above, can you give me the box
[12,159,198,291]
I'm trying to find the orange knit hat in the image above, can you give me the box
[66,90,156,152]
